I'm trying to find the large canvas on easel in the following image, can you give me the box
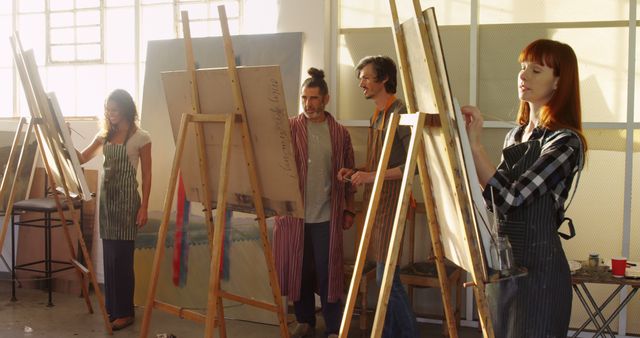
[162,65,304,218]
[139,33,302,213]
[10,39,91,201]
[400,8,492,279]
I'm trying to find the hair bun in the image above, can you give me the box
[307,67,325,80]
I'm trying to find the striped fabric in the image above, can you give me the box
[363,99,409,262]
[99,141,141,241]
[272,112,355,303]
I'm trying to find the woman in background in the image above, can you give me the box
[461,39,587,337]
[79,89,152,331]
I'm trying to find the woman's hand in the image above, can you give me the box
[136,207,148,228]
[461,105,484,147]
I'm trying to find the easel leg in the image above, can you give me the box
[204,113,234,338]
[139,113,191,338]
[217,297,226,338]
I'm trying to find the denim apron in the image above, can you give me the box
[486,136,573,338]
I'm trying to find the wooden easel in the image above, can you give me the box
[9,34,112,334]
[139,7,289,338]
[340,2,494,338]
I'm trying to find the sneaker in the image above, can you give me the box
[290,322,315,337]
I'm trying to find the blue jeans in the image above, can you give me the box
[376,262,419,338]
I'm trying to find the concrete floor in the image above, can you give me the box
[0,279,483,337]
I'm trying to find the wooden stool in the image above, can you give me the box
[10,197,82,306]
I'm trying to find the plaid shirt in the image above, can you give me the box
[483,126,583,219]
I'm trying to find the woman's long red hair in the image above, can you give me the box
[517,39,588,153]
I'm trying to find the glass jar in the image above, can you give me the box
[491,236,515,276]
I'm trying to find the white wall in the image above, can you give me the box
[277,0,336,113]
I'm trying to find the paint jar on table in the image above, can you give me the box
[588,253,600,268]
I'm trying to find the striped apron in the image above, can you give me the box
[486,138,572,338]
[100,140,141,240]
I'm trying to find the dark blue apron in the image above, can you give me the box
[486,136,573,338]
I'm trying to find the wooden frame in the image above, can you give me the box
[9,33,111,334]
[138,8,290,338]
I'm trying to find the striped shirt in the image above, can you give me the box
[484,126,584,223]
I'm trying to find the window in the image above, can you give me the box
[48,0,103,63]
[3,0,263,118]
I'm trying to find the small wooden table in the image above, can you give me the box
[571,265,640,337]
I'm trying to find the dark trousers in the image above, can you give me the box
[103,239,135,321]
[376,263,419,338]
[294,221,341,334]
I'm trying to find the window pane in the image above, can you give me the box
[77,10,101,26]
[51,28,75,44]
[418,0,471,25]
[76,65,106,116]
[477,25,629,123]
[77,26,101,43]
[140,4,174,60]
[49,0,73,12]
[46,65,76,114]
[340,0,392,28]
[0,2,12,15]
[0,16,11,67]
[479,0,629,24]
[106,0,134,7]
[0,69,12,117]
[142,0,172,4]
[217,1,239,18]
[105,8,135,63]
[76,0,100,9]
[243,0,277,34]
[51,45,75,62]
[190,21,216,37]
[106,64,136,104]
[557,27,629,123]
[77,44,101,60]
[227,18,239,35]
[180,3,209,20]
[50,12,74,28]
[19,0,44,13]
[18,14,47,63]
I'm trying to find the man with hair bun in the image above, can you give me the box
[273,68,355,338]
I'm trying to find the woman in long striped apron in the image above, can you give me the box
[79,89,152,331]
[462,39,587,337]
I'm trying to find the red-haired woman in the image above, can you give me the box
[461,39,587,337]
